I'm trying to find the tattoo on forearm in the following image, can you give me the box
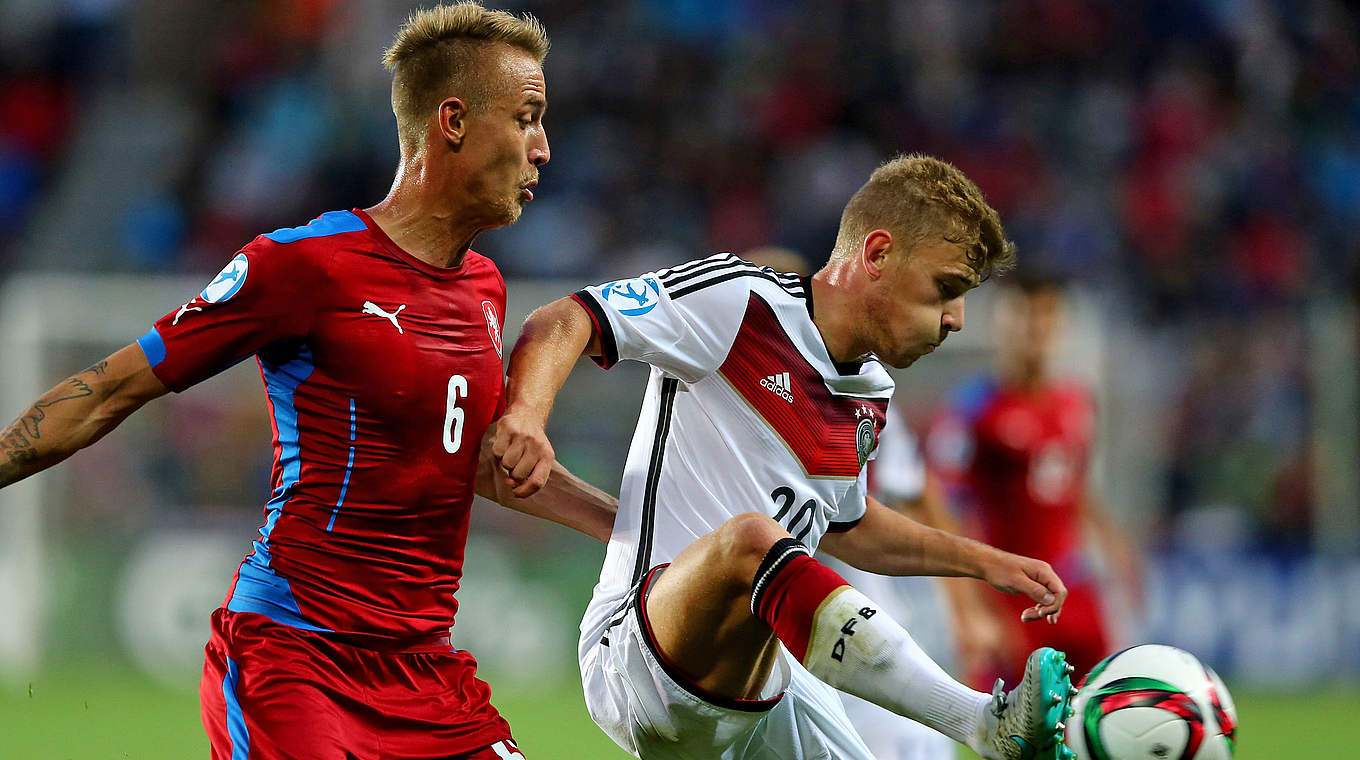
[57,377,94,399]
[0,426,39,468]
[15,377,94,440]
[0,373,103,484]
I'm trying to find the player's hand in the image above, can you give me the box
[491,409,555,497]
[978,547,1067,624]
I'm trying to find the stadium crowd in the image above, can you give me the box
[2,0,1357,550]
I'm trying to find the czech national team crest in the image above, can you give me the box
[854,405,879,468]
[482,300,503,357]
[600,276,661,316]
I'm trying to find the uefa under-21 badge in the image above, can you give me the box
[175,252,249,325]
[200,253,250,303]
[600,276,661,316]
[854,405,878,468]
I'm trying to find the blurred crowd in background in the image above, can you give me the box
[2,0,1358,555]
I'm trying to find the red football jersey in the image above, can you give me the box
[138,209,507,641]
[927,375,1095,575]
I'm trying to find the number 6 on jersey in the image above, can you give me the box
[443,374,469,453]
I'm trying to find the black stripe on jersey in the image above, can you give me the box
[656,253,738,281]
[630,376,679,590]
[602,575,644,637]
[658,257,748,289]
[573,289,620,369]
[660,256,804,294]
[825,516,863,533]
[670,269,805,301]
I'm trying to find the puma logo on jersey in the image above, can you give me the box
[490,740,524,759]
[760,372,794,403]
[172,302,203,325]
[362,301,406,334]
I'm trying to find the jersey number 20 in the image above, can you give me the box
[771,486,819,542]
[443,375,468,453]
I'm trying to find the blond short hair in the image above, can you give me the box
[832,154,1016,279]
[383,3,549,154]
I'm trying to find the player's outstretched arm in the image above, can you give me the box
[476,426,617,541]
[819,495,1067,623]
[895,473,1012,669]
[494,296,601,497]
[0,343,168,489]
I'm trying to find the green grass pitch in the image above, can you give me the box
[1,663,1355,759]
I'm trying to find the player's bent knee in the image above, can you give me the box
[713,512,785,565]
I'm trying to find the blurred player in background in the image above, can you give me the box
[927,270,1143,686]
[495,155,1077,760]
[743,246,1008,760]
[0,5,616,759]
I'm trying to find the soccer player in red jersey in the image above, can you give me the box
[926,271,1143,686]
[0,5,615,759]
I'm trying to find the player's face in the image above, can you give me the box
[461,49,549,227]
[871,238,977,369]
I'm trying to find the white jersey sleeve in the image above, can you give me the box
[868,412,926,503]
[829,467,872,531]
[572,253,756,383]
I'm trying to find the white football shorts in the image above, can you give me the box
[579,569,877,760]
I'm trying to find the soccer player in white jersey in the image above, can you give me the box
[738,247,1010,760]
[831,414,1009,760]
[495,155,1078,760]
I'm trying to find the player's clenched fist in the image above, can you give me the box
[977,547,1067,624]
[492,409,556,497]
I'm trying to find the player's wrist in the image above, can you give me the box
[943,533,988,580]
[502,401,551,430]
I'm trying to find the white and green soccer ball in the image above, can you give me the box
[1068,644,1238,760]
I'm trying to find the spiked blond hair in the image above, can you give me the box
[383,3,549,154]
[832,154,1016,279]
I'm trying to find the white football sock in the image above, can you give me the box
[801,586,993,749]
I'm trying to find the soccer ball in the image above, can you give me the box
[1067,644,1238,760]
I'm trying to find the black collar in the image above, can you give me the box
[801,275,866,376]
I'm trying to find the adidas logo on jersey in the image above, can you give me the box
[760,372,794,403]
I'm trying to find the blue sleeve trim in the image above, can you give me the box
[137,327,167,368]
[263,210,366,244]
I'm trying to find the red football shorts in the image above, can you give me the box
[200,608,525,759]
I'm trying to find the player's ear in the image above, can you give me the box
[437,97,467,149]
[861,229,893,280]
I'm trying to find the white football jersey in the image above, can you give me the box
[573,253,896,652]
